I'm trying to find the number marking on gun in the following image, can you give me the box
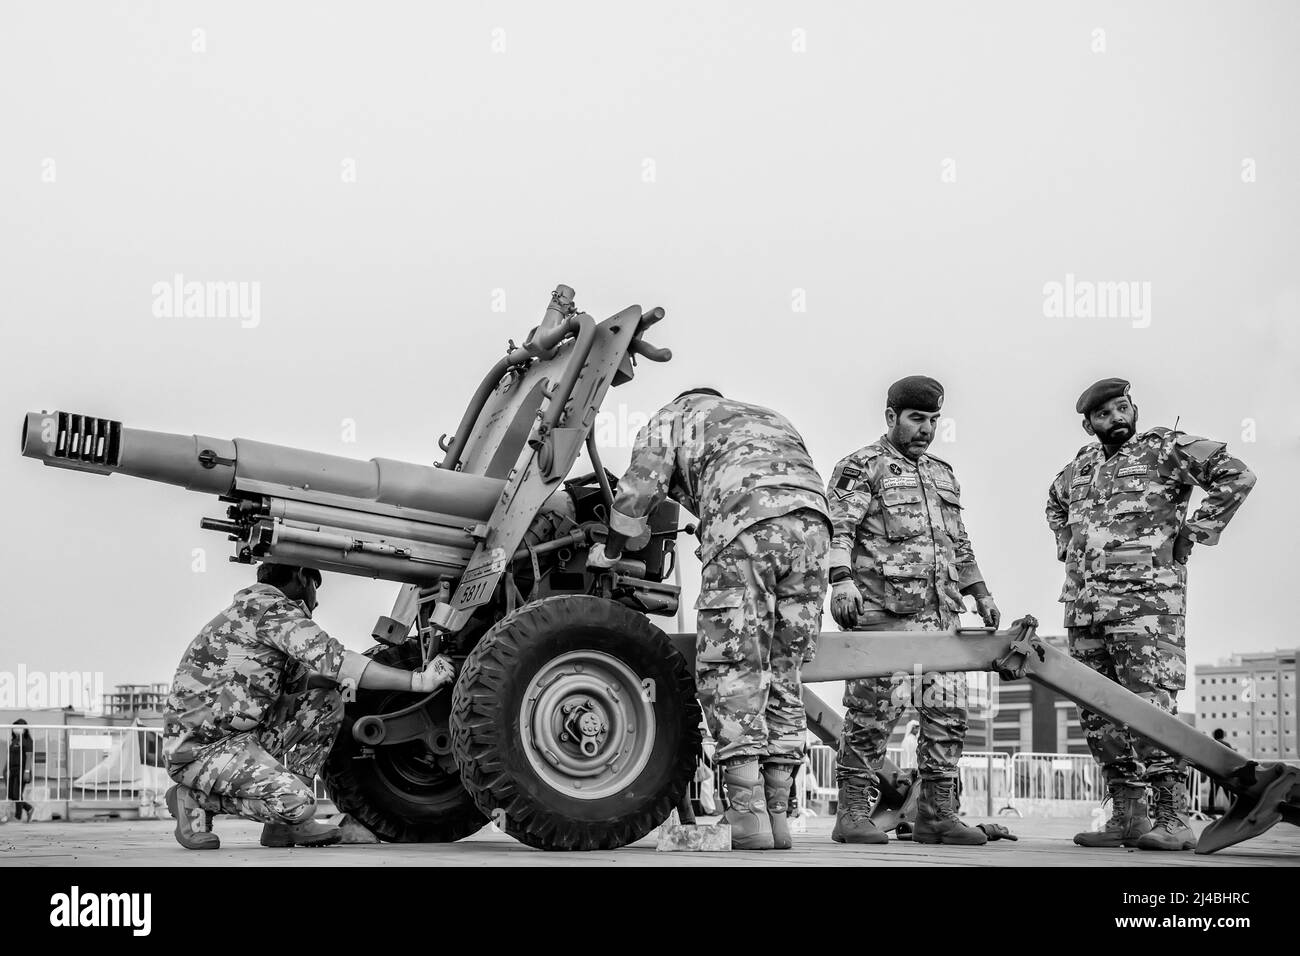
[452,549,507,610]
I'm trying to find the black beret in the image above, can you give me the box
[887,375,944,413]
[1076,378,1132,416]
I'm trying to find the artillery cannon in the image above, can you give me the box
[22,284,1298,855]
[21,285,700,851]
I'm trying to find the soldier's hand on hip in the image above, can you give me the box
[830,579,863,629]
[410,654,456,693]
[1173,529,1195,565]
[975,595,1001,629]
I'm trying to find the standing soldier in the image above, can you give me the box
[827,376,999,846]
[1047,378,1255,851]
[587,388,830,850]
[164,563,455,850]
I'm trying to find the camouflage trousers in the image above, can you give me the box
[695,509,830,765]
[838,600,969,783]
[1068,613,1187,783]
[167,686,343,825]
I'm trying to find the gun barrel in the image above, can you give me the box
[21,410,504,520]
[21,410,508,585]
[21,411,233,491]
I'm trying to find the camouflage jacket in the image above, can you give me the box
[827,436,985,618]
[164,583,362,764]
[609,394,829,565]
[1045,427,1256,625]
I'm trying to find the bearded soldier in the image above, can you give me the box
[827,376,999,847]
[1047,378,1255,851]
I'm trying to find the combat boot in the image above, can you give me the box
[1073,782,1151,848]
[913,778,988,846]
[761,763,795,850]
[1135,776,1196,851]
[830,775,889,845]
[260,818,343,848]
[721,758,774,850]
[165,784,220,850]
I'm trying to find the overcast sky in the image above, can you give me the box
[2,2,1296,714]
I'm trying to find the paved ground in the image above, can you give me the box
[3,814,1297,866]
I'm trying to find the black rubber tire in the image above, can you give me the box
[451,595,701,851]
[324,642,488,843]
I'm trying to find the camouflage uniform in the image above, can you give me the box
[1046,427,1255,783]
[164,583,367,824]
[828,436,985,783]
[609,394,831,764]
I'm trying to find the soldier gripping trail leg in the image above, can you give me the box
[588,388,830,850]
[826,376,999,847]
[1046,378,1255,851]
[164,563,456,850]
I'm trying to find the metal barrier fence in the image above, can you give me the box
[1011,752,1103,801]
[0,724,333,821]
[7,723,1297,823]
[795,746,1259,819]
[1,724,170,821]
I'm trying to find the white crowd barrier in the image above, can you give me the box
[1,724,170,821]
[8,723,1294,824]
[0,724,334,822]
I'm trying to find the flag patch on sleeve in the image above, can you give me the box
[833,465,862,498]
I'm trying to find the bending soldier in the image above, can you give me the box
[589,388,830,850]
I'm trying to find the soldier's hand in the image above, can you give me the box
[410,654,456,694]
[586,542,615,570]
[830,579,863,629]
[975,595,1001,629]
[1173,529,1195,565]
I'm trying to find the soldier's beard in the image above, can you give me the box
[1099,420,1134,444]
[890,427,931,460]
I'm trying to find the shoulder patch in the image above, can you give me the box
[1173,433,1226,464]
[831,463,863,499]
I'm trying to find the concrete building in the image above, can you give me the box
[102,683,170,718]
[897,633,1199,755]
[1195,650,1298,760]
[880,633,1092,755]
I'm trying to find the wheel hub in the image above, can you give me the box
[521,650,656,800]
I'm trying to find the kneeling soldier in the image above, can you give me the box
[164,563,453,849]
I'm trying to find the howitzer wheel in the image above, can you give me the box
[451,595,701,851]
[324,642,488,843]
